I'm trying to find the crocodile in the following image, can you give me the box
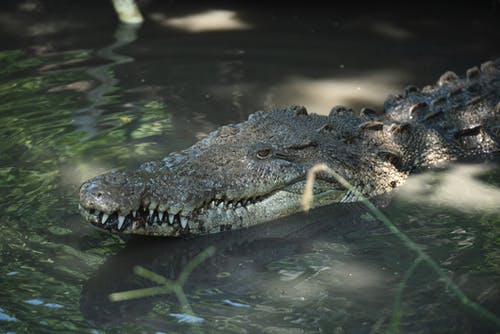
[79,59,500,237]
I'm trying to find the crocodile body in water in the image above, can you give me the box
[79,59,500,237]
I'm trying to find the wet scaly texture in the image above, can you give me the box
[79,59,500,236]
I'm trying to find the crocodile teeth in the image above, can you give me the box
[117,216,125,229]
[158,212,164,221]
[168,214,175,224]
[132,210,136,218]
[149,209,154,217]
[180,216,188,229]
[236,201,242,208]
[102,213,109,224]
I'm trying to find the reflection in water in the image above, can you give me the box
[81,204,386,332]
[47,80,93,93]
[111,0,143,24]
[72,23,141,137]
[150,10,252,33]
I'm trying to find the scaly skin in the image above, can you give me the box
[79,59,500,236]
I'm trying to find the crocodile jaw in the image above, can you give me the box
[79,185,349,237]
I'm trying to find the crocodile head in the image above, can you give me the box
[79,105,405,236]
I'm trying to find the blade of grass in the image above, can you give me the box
[387,256,423,334]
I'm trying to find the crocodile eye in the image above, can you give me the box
[256,148,273,159]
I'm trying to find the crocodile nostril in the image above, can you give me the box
[96,192,103,198]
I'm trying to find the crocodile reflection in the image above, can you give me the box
[80,203,374,329]
[80,197,499,333]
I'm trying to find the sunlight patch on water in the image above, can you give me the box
[264,70,407,115]
[169,313,205,323]
[306,261,389,290]
[223,299,250,308]
[264,253,390,303]
[370,21,413,39]
[398,164,500,213]
[0,307,16,322]
[150,10,252,33]
[60,162,111,190]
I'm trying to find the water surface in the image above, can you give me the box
[0,2,499,333]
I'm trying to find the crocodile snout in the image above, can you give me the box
[79,171,146,216]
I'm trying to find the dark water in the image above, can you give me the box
[1,1,499,333]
